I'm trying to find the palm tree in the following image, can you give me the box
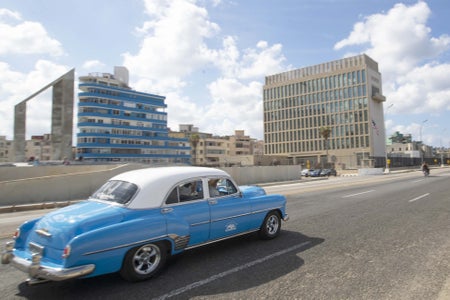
[189,134,200,165]
[319,126,331,168]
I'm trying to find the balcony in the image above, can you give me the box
[372,93,386,103]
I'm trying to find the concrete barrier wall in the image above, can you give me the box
[358,168,384,175]
[0,164,147,206]
[0,164,302,206]
[222,165,301,185]
[0,164,120,181]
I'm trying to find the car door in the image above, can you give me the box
[163,179,211,247]
[207,177,251,240]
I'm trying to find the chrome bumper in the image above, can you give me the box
[283,214,289,221]
[2,241,95,282]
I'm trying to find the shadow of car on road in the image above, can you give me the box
[16,230,324,300]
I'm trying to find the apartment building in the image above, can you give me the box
[77,67,190,164]
[176,125,260,166]
[25,134,53,162]
[263,54,386,169]
[0,136,13,163]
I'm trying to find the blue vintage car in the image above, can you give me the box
[2,166,288,284]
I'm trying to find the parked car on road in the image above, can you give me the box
[309,169,322,177]
[1,166,288,284]
[320,169,337,177]
[300,169,313,177]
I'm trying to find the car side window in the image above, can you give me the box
[209,178,238,197]
[166,180,204,204]
[166,188,179,204]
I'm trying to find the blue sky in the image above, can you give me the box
[0,0,449,147]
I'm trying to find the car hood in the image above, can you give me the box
[240,185,266,197]
[28,201,125,249]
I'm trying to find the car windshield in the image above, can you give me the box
[90,180,138,204]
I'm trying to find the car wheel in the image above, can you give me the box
[120,242,167,282]
[259,211,281,240]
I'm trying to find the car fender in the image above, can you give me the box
[13,218,41,249]
[64,215,168,277]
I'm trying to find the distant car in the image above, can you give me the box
[309,169,322,177]
[300,169,313,177]
[320,169,337,177]
[1,166,288,284]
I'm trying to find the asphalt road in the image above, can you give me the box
[0,169,449,299]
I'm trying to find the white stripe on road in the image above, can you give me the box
[408,193,430,203]
[412,179,424,183]
[154,241,312,300]
[342,190,375,198]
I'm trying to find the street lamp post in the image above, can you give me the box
[384,104,394,173]
[440,129,446,167]
[420,119,428,162]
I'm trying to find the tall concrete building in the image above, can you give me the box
[76,67,190,164]
[263,54,386,169]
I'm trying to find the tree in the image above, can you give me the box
[319,126,331,167]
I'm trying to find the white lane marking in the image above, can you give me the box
[408,193,430,203]
[342,190,375,198]
[412,179,424,183]
[154,241,312,300]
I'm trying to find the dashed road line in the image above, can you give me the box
[408,193,430,203]
[342,190,375,198]
[154,241,312,300]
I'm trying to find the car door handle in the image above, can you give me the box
[161,208,173,214]
[208,199,218,205]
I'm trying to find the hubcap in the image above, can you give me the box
[132,244,161,275]
[266,215,279,235]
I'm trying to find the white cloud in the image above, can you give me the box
[387,63,450,114]
[122,0,288,138]
[204,78,263,136]
[82,60,106,70]
[0,9,64,57]
[335,1,450,142]
[123,0,219,91]
[335,2,450,76]
[0,8,22,21]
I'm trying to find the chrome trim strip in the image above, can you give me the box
[251,206,283,215]
[184,229,259,250]
[35,229,52,237]
[191,206,284,226]
[211,211,252,223]
[82,234,168,256]
[190,220,210,226]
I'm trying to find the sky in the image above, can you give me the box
[0,0,449,148]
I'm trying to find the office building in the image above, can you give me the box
[77,67,190,164]
[263,54,386,168]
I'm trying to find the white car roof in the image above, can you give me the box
[110,166,231,209]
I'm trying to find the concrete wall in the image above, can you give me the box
[358,168,384,175]
[222,165,301,185]
[0,164,302,207]
[0,164,146,206]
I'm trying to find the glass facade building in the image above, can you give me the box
[76,67,190,164]
[263,54,386,168]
